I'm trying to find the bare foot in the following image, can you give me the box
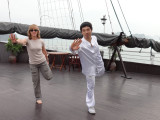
[36,100,42,104]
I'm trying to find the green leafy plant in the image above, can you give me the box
[5,38,23,56]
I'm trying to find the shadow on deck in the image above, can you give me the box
[0,63,160,120]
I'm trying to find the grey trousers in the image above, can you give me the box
[30,61,53,100]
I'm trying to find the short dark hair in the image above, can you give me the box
[80,22,93,32]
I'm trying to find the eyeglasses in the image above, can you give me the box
[30,29,39,32]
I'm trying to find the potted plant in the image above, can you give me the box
[5,38,23,63]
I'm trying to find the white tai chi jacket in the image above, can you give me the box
[70,36,105,76]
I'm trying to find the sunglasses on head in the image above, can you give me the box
[30,29,39,32]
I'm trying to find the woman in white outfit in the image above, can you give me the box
[9,24,53,104]
[70,22,105,114]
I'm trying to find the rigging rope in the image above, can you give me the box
[58,0,65,29]
[49,0,56,27]
[67,0,76,30]
[42,0,47,26]
[69,0,76,30]
[77,0,84,22]
[110,0,124,33]
[104,0,114,34]
[46,0,52,27]
[7,0,11,22]
[53,0,60,27]
[61,0,69,50]
[37,0,41,25]
[62,0,70,29]
[117,0,132,36]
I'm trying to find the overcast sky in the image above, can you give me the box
[0,0,160,39]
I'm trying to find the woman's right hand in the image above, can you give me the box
[9,34,17,43]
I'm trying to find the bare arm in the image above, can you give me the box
[42,46,49,64]
[9,34,27,45]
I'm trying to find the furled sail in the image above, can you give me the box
[125,36,160,52]
[0,22,119,46]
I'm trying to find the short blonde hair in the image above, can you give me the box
[27,24,41,40]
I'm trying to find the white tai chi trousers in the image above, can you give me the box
[86,75,95,108]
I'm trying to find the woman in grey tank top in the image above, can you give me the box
[9,24,53,104]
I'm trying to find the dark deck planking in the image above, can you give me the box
[0,63,160,120]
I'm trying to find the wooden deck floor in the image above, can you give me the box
[0,63,160,120]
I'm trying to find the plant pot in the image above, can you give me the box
[9,55,17,63]
[110,61,116,71]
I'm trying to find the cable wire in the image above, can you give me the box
[110,0,124,33]
[104,0,114,34]
[7,0,11,22]
[77,0,84,22]
[117,0,132,36]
